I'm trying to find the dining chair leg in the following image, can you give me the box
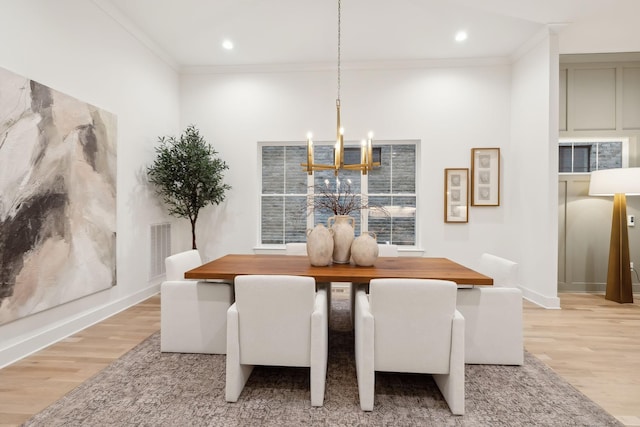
[225,303,254,402]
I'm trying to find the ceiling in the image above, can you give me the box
[102,0,618,69]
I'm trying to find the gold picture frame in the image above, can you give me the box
[444,168,469,223]
[471,147,500,206]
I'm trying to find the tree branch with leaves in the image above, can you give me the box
[147,125,231,249]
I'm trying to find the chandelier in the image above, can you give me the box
[301,0,379,176]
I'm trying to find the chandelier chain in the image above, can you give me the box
[337,0,341,101]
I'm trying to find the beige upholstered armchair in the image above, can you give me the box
[226,275,328,406]
[354,278,465,415]
[161,250,234,354]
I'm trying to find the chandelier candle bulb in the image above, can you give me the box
[361,139,368,174]
[306,133,314,173]
[367,132,374,170]
[338,127,344,169]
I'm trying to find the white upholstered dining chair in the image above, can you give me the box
[284,242,307,255]
[350,243,399,324]
[456,253,523,365]
[226,274,328,406]
[354,278,465,414]
[164,249,202,282]
[286,242,332,319]
[161,250,234,354]
[376,243,398,257]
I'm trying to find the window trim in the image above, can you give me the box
[558,137,629,175]
[257,139,420,250]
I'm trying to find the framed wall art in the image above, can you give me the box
[444,168,469,223]
[471,147,500,206]
[0,65,117,326]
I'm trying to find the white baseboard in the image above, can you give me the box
[520,286,561,309]
[0,284,160,369]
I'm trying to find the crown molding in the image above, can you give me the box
[91,0,180,71]
[181,56,511,75]
[510,24,568,63]
[560,52,640,63]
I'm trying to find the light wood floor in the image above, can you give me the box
[0,292,638,426]
[523,293,640,427]
[0,297,161,427]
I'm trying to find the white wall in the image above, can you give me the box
[180,63,530,274]
[0,0,180,367]
[509,30,561,308]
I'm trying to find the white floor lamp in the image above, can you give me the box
[588,167,640,303]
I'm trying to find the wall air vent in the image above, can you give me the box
[150,223,171,280]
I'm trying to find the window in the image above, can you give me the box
[559,144,590,173]
[260,141,417,246]
[559,138,628,173]
[260,146,308,244]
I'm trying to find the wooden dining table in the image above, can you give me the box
[184,254,493,285]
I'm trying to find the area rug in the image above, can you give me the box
[24,299,622,427]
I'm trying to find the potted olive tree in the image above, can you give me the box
[147,125,231,249]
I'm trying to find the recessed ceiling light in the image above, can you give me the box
[455,31,468,43]
[222,39,234,50]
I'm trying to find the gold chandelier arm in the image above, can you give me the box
[301,163,340,171]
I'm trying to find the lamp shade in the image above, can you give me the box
[588,167,640,196]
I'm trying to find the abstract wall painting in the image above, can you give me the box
[0,66,117,325]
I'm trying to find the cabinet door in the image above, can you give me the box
[571,68,616,131]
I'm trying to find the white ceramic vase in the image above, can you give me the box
[351,231,379,266]
[328,215,355,264]
[306,224,334,266]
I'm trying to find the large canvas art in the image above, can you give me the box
[0,66,117,325]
